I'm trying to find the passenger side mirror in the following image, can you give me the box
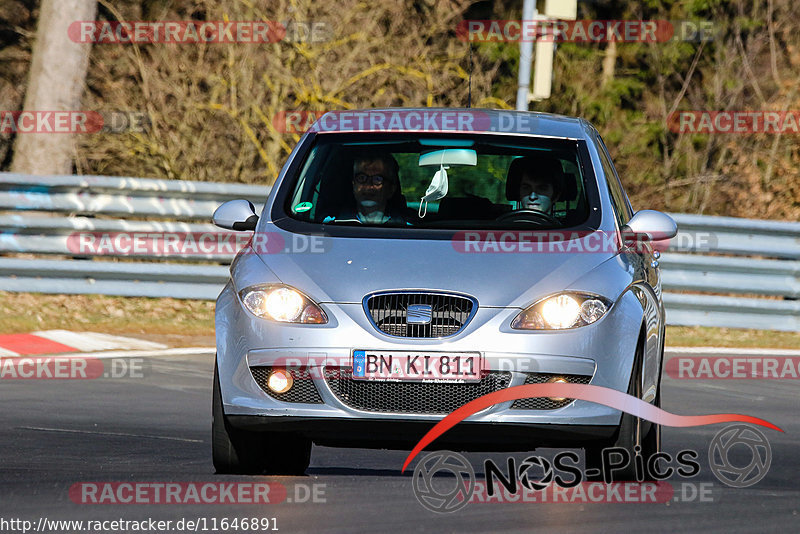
[212,199,259,231]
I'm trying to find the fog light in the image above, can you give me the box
[267,369,293,394]
[548,377,568,402]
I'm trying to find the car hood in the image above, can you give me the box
[252,232,617,308]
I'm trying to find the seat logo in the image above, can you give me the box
[407,304,433,324]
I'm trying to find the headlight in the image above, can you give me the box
[239,285,328,324]
[511,292,611,330]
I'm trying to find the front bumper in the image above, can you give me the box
[216,282,649,447]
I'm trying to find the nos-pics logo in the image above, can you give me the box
[411,424,772,513]
[412,451,475,513]
[708,424,771,488]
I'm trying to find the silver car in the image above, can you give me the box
[211,108,677,476]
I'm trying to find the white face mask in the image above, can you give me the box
[419,165,449,218]
[521,191,553,213]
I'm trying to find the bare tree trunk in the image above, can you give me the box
[11,0,97,175]
[601,39,616,88]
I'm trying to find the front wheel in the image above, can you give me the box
[585,335,660,481]
[212,362,311,475]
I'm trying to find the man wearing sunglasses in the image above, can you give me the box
[347,151,406,225]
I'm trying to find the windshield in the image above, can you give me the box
[278,133,598,231]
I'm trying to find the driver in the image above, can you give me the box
[505,155,564,217]
[350,151,403,224]
[325,150,407,225]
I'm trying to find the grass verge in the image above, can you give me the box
[0,292,215,347]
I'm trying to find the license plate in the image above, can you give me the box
[352,350,482,382]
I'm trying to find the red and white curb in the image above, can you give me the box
[0,330,166,357]
[64,347,216,359]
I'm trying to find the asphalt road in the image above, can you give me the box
[1,351,798,533]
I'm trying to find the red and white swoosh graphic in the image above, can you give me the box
[401,383,783,472]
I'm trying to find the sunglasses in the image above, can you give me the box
[353,174,389,186]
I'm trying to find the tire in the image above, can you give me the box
[212,361,311,475]
[585,332,660,482]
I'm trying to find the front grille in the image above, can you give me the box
[510,373,592,410]
[365,292,475,338]
[250,366,323,404]
[324,368,512,414]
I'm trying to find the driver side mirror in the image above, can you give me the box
[621,210,677,241]
[212,199,259,231]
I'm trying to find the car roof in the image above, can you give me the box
[310,108,594,140]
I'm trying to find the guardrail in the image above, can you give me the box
[1,173,798,331]
[0,174,266,220]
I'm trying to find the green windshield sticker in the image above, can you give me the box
[294,201,313,213]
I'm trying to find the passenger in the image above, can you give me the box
[505,155,564,216]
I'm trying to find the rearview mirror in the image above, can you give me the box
[212,199,259,231]
[418,148,477,166]
[622,210,677,241]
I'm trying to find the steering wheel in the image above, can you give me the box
[495,209,560,226]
